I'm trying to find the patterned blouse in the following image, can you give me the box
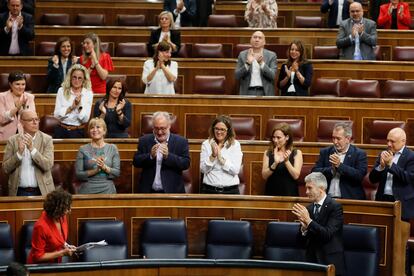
[245,0,278,28]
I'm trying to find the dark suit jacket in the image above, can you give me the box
[312,144,367,200]
[369,146,414,220]
[133,133,190,193]
[298,196,345,275]
[164,0,196,27]
[321,0,361,28]
[195,0,213,26]
[277,61,313,96]
[336,17,377,60]
[0,11,34,55]
[147,28,181,57]
[46,57,74,93]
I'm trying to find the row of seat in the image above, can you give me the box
[32,39,414,62]
[0,219,380,276]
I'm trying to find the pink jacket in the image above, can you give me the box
[0,90,35,141]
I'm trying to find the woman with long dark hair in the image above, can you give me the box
[93,78,131,138]
[277,40,313,96]
[142,41,177,94]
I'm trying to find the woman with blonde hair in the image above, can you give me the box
[79,32,114,94]
[75,118,120,194]
[148,11,181,57]
[53,64,93,138]
[200,115,243,194]
[262,123,303,196]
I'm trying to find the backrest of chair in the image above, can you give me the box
[182,169,193,194]
[294,16,323,28]
[207,14,237,27]
[312,46,339,59]
[140,114,179,136]
[297,163,313,196]
[192,44,224,58]
[140,219,187,259]
[265,118,304,142]
[393,46,414,61]
[0,223,15,265]
[76,13,105,26]
[206,220,252,259]
[52,163,65,190]
[317,119,354,142]
[116,42,148,57]
[383,80,414,98]
[231,117,256,140]
[117,14,146,26]
[177,43,190,58]
[374,45,382,60]
[78,220,127,262]
[238,164,246,195]
[36,41,56,56]
[310,78,340,97]
[344,80,380,98]
[368,120,406,144]
[343,224,379,276]
[20,222,34,264]
[233,44,250,58]
[41,13,70,25]
[39,115,60,136]
[264,222,306,261]
[193,75,226,95]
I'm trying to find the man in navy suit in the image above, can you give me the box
[163,0,196,27]
[321,0,361,28]
[292,172,345,275]
[0,0,34,55]
[312,122,367,200]
[133,111,190,193]
[369,127,414,221]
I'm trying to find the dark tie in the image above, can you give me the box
[314,203,321,219]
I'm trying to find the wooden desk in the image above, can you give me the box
[0,194,407,276]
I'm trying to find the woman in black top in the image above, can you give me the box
[47,37,77,93]
[277,40,313,96]
[148,11,181,57]
[93,78,131,138]
[262,123,303,196]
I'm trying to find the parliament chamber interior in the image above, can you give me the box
[0,0,414,275]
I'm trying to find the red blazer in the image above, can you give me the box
[27,211,68,264]
[377,2,411,30]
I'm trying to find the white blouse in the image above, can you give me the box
[142,59,178,94]
[53,87,93,126]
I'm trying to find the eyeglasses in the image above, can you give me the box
[72,76,84,81]
[214,127,228,133]
[21,118,39,123]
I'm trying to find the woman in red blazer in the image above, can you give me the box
[28,190,76,264]
[377,0,411,29]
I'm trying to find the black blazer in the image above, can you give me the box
[298,196,345,275]
[163,0,196,27]
[277,62,313,96]
[369,146,414,220]
[46,57,74,93]
[133,133,190,193]
[147,28,181,57]
[312,144,367,200]
[0,11,34,55]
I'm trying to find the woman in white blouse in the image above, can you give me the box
[200,115,243,194]
[53,64,93,138]
[142,41,177,94]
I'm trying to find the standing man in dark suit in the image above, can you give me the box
[369,127,414,221]
[133,111,190,193]
[292,172,345,275]
[336,2,377,60]
[321,0,361,28]
[0,0,34,56]
[163,0,196,27]
[312,122,367,199]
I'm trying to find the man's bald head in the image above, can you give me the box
[387,127,406,153]
[349,2,363,21]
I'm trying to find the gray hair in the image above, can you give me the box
[333,122,352,137]
[304,172,328,191]
[152,111,171,125]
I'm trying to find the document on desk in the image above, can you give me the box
[76,240,108,252]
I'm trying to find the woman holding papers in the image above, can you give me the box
[28,190,76,263]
